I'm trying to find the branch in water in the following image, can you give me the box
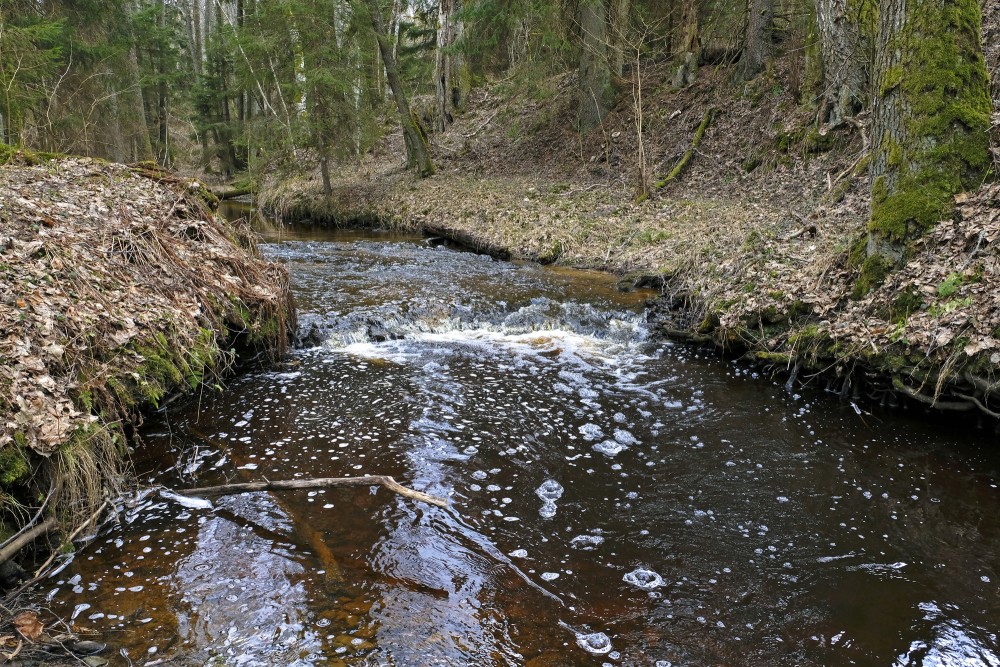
[179,476,448,508]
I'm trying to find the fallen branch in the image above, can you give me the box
[211,185,253,200]
[655,107,715,188]
[0,518,58,569]
[181,476,448,508]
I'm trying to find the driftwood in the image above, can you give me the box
[181,475,448,508]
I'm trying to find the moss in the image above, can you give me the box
[697,312,720,334]
[853,254,895,298]
[890,287,923,323]
[803,128,839,154]
[937,272,963,298]
[0,441,31,486]
[868,0,992,247]
[754,351,793,364]
[0,144,63,166]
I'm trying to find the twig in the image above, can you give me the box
[464,109,501,138]
[181,476,448,508]
[0,478,60,555]
[32,500,112,580]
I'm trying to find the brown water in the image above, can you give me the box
[41,210,1000,666]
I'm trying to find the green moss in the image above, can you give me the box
[0,144,63,166]
[853,254,895,298]
[937,272,963,298]
[890,287,923,323]
[697,313,720,334]
[868,0,992,246]
[755,351,793,364]
[0,442,30,486]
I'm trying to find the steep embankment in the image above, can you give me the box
[260,50,1000,420]
[0,153,294,575]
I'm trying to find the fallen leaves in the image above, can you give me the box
[12,611,43,641]
[0,157,292,455]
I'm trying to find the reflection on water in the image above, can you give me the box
[42,210,1000,666]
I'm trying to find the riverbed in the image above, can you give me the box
[41,210,1000,666]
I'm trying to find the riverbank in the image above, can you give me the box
[0,152,294,597]
[257,59,1000,422]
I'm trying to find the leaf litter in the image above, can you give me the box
[0,155,294,457]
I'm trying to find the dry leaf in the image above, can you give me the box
[13,611,44,641]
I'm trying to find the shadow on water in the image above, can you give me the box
[39,206,1000,666]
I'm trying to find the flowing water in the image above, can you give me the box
[41,208,1000,666]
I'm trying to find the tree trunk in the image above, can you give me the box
[738,0,773,81]
[578,0,612,133]
[434,0,469,132]
[857,0,992,296]
[156,0,169,166]
[126,47,154,162]
[609,0,631,77]
[676,0,701,61]
[813,0,869,124]
[363,0,434,177]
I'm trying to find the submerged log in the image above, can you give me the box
[181,475,448,508]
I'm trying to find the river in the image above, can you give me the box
[41,208,1000,666]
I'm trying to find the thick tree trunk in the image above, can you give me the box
[857,0,992,295]
[434,0,469,132]
[738,0,773,81]
[609,0,631,77]
[363,0,434,177]
[578,0,612,133]
[125,47,154,162]
[676,0,701,61]
[813,0,869,124]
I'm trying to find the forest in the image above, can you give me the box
[2,0,1000,663]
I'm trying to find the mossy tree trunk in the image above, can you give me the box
[738,0,774,81]
[813,0,870,124]
[858,0,992,295]
[578,0,613,133]
[363,0,434,177]
[676,0,702,61]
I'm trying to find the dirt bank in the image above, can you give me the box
[0,152,294,583]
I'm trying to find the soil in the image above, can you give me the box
[257,37,1000,421]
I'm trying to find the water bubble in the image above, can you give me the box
[613,429,638,446]
[536,479,564,502]
[509,549,528,558]
[574,631,613,655]
[593,441,626,457]
[541,572,560,581]
[579,424,604,441]
[570,534,605,550]
[623,568,665,590]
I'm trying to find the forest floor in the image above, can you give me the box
[258,47,1000,421]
